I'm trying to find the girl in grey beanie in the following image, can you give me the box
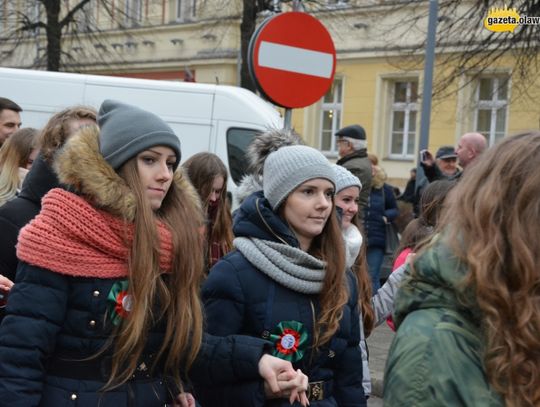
[201,145,367,406]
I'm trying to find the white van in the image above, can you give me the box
[0,67,283,207]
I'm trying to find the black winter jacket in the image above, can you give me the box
[0,156,58,282]
[0,156,58,321]
[199,192,366,407]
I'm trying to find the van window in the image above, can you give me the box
[227,128,262,185]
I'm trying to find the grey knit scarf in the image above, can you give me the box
[233,237,326,294]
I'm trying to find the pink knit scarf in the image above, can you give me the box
[17,188,173,278]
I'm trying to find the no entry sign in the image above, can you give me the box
[248,12,336,109]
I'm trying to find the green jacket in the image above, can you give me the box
[383,237,503,406]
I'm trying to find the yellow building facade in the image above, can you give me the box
[1,0,539,184]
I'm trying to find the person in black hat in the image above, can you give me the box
[335,124,372,218]
[420,145,461,182]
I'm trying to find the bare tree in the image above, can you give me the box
[376,0,540,101]
[0,0,138,72]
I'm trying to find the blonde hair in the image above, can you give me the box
[0,127,39,206]
[442,131,540,406]
[105,161,205,391]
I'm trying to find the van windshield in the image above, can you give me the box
[227,128,262,185]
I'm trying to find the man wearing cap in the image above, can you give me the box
[421,145,461,182]
[335,124,372,218]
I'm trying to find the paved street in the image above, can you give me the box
[366,321,395,400]
[368,395,383,407]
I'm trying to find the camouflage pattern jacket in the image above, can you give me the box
[383,237,503,406]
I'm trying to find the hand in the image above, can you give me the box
[420,149,434,166]
[173,392,196,407]
[264,369,309,406]
[0,274,14,292]
[259,354,309,406]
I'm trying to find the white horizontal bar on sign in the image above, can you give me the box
[258,41,333,79]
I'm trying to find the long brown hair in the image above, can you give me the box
[441,131,540,406]
[351,222,374,336]
[0,127,39,206]
[106,160,205,391]
[292,195,348,348]
[182,152,233,266]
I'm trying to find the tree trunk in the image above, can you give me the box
[239,0,258,91]
[44,0,62,71]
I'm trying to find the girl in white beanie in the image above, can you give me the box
[332,164,407,399]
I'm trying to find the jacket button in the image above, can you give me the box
[71,393,78,400]
[93,290,100,297]
[261,330,270,339]
[89,320,96,328]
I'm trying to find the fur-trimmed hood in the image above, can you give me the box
[236,174,263,206]
[53,125,201,221]
[245,128,304,176]
[236,128,304,205]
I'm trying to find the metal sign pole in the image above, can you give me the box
[415,0,438,195]
[284,108,292,130]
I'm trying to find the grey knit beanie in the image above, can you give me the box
[263,145,335,210]
[332,164,362,194]
[97,100,181,170]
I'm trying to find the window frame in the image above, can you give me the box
[125,0,143,25]
[176,0,196,21]
[473,75,509,146]
[319,76,344,156]
[388,80,419,160]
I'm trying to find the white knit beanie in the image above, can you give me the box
[263,145,335,210]
[332,164,362,194]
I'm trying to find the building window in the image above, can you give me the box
[76,0,95,32]
[474,76,508,146]
[125,0,143,24]
[319,77,343,154]
[176,0,196,21]
[389,80,418,159]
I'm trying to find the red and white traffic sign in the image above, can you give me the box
[248,12,336,109]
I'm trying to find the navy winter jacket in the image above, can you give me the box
[363,184,399,248]
[198,192,366,407]
[0,264,269,407]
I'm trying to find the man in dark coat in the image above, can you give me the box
[0,106,96,320]
[420,133,487,183]
[334,124,372,219]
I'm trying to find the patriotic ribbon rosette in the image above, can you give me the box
[107,280,132,326]
[269,321,309,362]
